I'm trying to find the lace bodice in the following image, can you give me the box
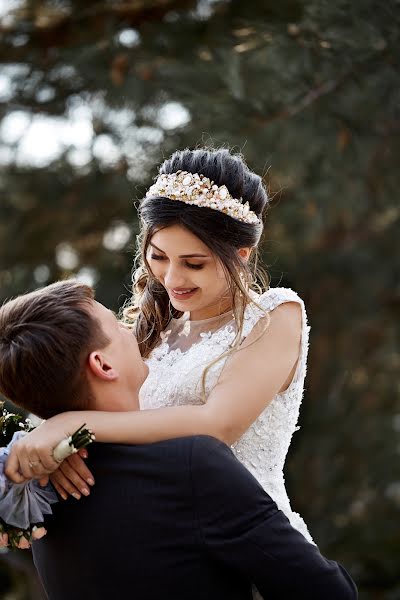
[139,287,314,543]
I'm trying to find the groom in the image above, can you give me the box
[0,280,357,599]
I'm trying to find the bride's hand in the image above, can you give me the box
[50,449,95,500]
[5,412,82,483]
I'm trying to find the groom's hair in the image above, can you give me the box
[0,280,109,419]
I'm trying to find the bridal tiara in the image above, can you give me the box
[144,170,261,225]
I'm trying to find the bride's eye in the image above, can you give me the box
[150,254,203,270]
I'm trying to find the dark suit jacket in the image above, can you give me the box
[32,436,357,600]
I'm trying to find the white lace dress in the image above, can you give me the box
[139,286,315,544]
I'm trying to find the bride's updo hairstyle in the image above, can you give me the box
[126,147,270,362]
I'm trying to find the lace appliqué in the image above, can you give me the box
[139,287,314,544]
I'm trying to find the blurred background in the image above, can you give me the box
[0,0,399,598]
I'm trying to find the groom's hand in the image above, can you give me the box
[50,449,95,501]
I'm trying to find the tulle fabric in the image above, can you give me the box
[0,431,58,529]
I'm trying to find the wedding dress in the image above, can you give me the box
[139,287,314,544]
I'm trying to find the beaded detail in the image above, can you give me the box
[144,170,260,224]
[139,287,314,543]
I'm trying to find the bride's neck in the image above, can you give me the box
[189,296,233,321]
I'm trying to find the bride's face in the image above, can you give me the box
[147,224,232,321]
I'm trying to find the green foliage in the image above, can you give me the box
[0,0,399,598]
[0,402,34,446]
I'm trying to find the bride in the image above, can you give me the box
[8,147,314,544]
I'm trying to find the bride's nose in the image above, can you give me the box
[164,263,187,289]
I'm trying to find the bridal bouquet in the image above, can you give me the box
[0,403,95,550]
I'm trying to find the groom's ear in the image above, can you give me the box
[88,351,119,382]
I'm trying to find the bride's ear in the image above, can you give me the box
[88,351,119,382]
[238,247,252,262]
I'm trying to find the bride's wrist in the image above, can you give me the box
[48,411,87,434]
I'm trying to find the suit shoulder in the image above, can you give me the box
[190,435,234,465]
[89,437,196,466]
[190,436,278,532]
[190,435,261,491]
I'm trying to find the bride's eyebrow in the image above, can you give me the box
[149,242,165,253]
[149,241,209,259]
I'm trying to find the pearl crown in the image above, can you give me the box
[144,170,260,225]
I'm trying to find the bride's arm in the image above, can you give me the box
[6,302,302,482]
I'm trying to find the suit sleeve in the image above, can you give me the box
[190,436,357,600]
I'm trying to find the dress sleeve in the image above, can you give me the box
[190,435,358,600]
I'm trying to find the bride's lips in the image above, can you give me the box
[169,288,198,301]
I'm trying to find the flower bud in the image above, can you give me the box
[17,535,31,549]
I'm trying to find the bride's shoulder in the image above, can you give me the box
[242,287,307,342]
[251,286,305,311]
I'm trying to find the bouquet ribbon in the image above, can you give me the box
[0,432,58,529]
[0,415,95,548]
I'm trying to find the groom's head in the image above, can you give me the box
[0,280,147,419]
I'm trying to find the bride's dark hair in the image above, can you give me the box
[124,147,270,369]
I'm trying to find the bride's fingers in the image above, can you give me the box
[50,467,83,500]
[58,459,92,498]
[36,447,63,473]
[23,445,61,474]
[27,456,43,475]
[49,471,70,500]
[78,447,88,459]
[5,449,27,483]
[18,452,53,480]
[65,453,95,487]
[6,441,57,480]
[19,456,44,480]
